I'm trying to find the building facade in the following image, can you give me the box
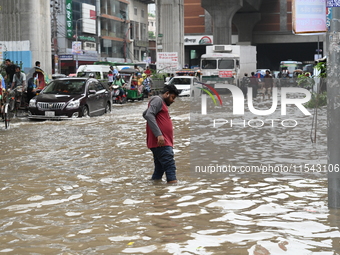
[53,0,153,75]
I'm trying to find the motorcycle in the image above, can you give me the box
[111,85,127,104]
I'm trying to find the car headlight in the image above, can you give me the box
[66,100,80,109]
[29,99,36,108]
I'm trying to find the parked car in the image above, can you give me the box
[166,76,202,97]
[28,77,111,120]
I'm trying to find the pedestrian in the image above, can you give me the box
[250,71,258,98]
[4,59,17,88]
[144,66,152,76]
[137,73,144,94]
[143,74,152,97]
[165,73,171,83]
[240,73,250,97]
[32,61,46,90]
[263,70,273,99]
[11,66,26,91]
[108,70,114,85]
[110,65,118,80]
[134,64,140,73]
[143,84,180,183]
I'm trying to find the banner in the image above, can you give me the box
[157,52,179,72]
[72,41,82,55]
[292,0,327,34]
[66,0,73,39]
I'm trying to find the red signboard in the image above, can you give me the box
[219,71,233,78]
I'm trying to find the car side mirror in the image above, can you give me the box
[88,90,96,94]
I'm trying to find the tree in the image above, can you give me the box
[149,31,156,39]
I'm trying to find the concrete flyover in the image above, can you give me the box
[201,0,263,45]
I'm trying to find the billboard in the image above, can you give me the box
[157,52,179,73]
[82,3,96,34]
[292,0,327,34]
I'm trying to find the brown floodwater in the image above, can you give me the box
[0,95,339,255]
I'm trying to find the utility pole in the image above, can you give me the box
[328,6,340,208]
[52,0,59,74]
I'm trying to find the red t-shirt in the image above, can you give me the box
[145,98,173,149]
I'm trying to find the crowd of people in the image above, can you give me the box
[107,64,153,98]
[0,59,47,106]
[240,69,314,100]
[240,70,274,99]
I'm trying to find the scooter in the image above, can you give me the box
[112,85,127,104]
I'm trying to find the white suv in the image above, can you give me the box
[166,76,202,97]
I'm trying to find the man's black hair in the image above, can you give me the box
[162,84,179,96]
[35,61,40,66]
[5,59,10,62]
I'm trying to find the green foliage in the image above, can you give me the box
[148,13,155,17]
[148,31,156,39]
[151,71,167,80]
[304,91,327,109]
[297,74,314,89]
[315,61,326,78]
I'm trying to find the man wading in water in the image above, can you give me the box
[143,84,179,183]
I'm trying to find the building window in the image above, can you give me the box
[130,21,135,40]
[141,9,144,18]
[101,39,124,58]
[134,7,137,15]
[141,23,147,41]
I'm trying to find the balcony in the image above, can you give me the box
[137,0,155,4]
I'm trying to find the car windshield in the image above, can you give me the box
[43,80,86,95]
[219,59,234,69]
[172,78,191,85]
[202,60,217,69]
[77,72,102,79]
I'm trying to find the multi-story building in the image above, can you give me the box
[129,0,151,63]
[53,0,153,75]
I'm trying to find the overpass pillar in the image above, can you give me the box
[156,0,184,68]
[201,0,242,45]
[233,13,261,44]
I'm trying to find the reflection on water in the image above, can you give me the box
[0,96,338,254]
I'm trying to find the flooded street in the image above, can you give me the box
[0,95,339,254]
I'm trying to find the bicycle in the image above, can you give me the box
[1,89,15,129]
[1,87,26,129]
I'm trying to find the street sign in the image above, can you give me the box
[327,0,340,7]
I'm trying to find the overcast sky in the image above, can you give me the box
[148,4,155,14]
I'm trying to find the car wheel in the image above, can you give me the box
[105,102,111,113]
[82,106,89,117]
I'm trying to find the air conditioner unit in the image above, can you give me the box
[213,45,232,52]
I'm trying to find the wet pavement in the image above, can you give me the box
[0,95,339,254]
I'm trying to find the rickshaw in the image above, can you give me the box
[119,68,144,102]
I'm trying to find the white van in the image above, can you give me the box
[76,65,110,80]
